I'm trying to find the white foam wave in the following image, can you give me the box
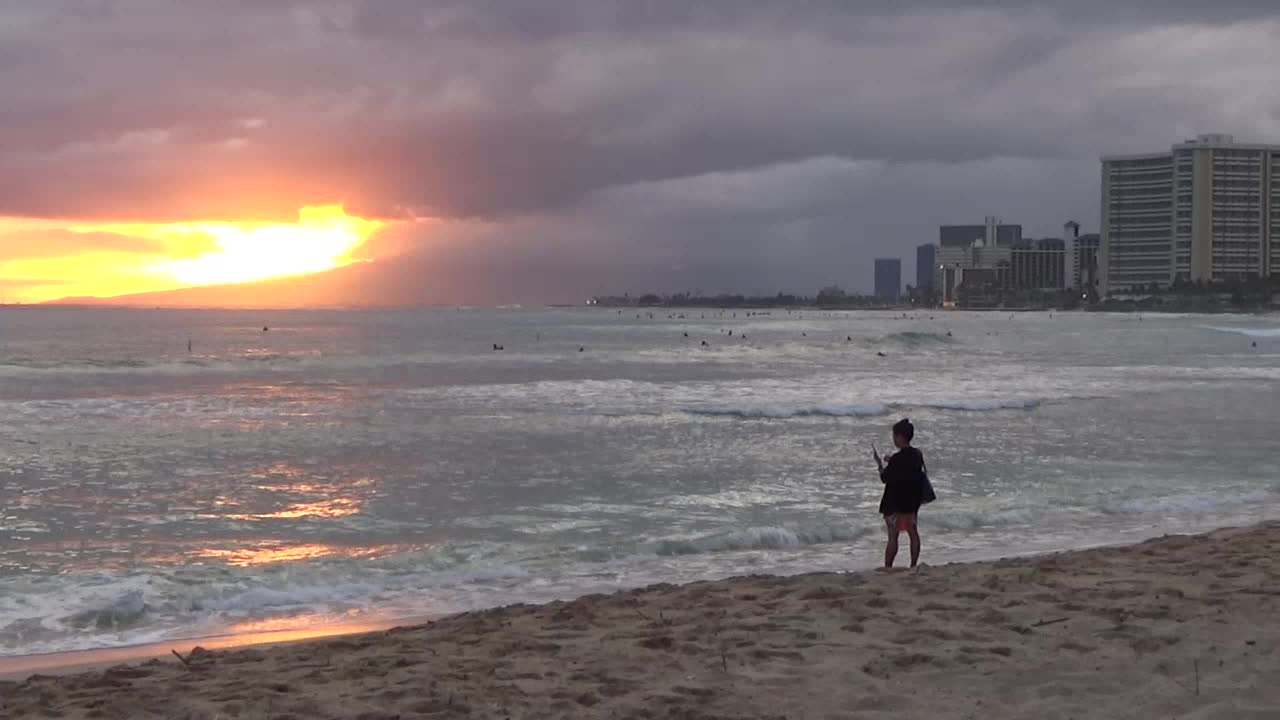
[688,397,1046,418]
[654,525,869,556]
[1101,490,1273,516]
[1203,325,1280,339]
[688,403,889,419]
[919,398,1041,412]
[63,591,148,630]
[0,353,319,378]
[881,331,954,345]
[0,555,538,657]
[926,508,1038,531]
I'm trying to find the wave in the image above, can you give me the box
[0,552,539,656]
[688,397,1041,418]
[0,352,315,377]
[1100,490,1274,516]
[183,562,532,616]
[925,508,1037,531]
[654,524,869,556]
[1203,325,1280,339]
[237,352,309,364]
[1,357,156,371]
[881,331,954,346]
[687,402,890,419]
[919,398,1041,411]
[63,591,148,630]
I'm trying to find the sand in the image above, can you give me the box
[3,522,1278,720]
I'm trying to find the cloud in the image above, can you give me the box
[2,1,1278,298]
[0,229,202,261]
[0,277,71,288]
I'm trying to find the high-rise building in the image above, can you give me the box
[1101,134,1280,294]
[935,217,1018,305]
[939,221,1022,250]
[1073,233,1101,291]
[874,258,902,303]
[1010,239,1066,291]
[915,244,935,290]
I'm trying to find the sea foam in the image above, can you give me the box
[654,525,869,556]
[687,403,889,419]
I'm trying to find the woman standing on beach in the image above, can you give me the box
[874,418,931,569]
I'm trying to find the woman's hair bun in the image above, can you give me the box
[892,417,915,441]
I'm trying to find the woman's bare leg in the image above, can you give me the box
[884,516,899,568]
[908,525,921,568]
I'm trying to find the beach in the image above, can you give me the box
[3,522,1277,719]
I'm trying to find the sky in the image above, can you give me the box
[2,1,1278,304]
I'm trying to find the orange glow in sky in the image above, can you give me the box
[0,205,381,303]
[124,205,379,286]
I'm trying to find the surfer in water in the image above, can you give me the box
[874,418,930,569]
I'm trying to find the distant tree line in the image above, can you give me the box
[1111,275,1279,311]
[592,287,900,309]
[591,274,1278,311]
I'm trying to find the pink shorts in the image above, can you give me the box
[884,513,917,534]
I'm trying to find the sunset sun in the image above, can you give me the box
[87,205,381,287]
[0,205,383,303]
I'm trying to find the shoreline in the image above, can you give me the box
[3,521,1278,718]
[0,517,1242,681]
[0,617,411,682]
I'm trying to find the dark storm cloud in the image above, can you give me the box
[2,1,1278,296]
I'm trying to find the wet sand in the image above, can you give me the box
[3,522,1278,719]
[0,619,404,682]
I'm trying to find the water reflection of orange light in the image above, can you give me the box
[266,497,362,519]
[193,542,413,567]
[251,478,377,494]
[220,497,362,521]
[195,544,339,566]
[0,617,405,679]
[260,462,307,480]
[226,610,371,636]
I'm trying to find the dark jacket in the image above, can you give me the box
[879,446,926,515]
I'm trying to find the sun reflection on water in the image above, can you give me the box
[192,541,415,567]
[218,496,362,521]
[208,464,378,521]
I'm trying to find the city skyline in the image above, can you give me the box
[2,3,1279,304]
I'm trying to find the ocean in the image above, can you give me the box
[1,306,1278,657]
